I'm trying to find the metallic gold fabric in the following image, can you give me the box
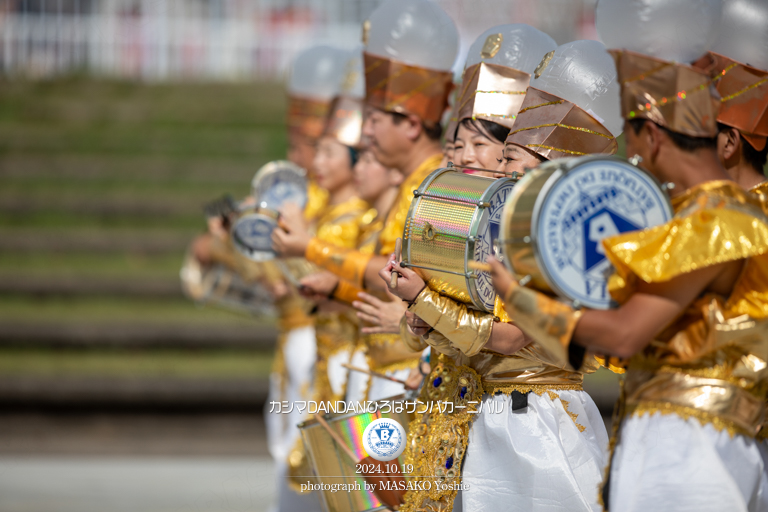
[453,62,530,129]
[324,95,364,148]
[401,355,483,512]
[367,333,422,371]
[602,180,768,436]
[505,87,617,160]
[363,52,453,126]
[379,153,443,255]
[409,288,494,358]
[304,180,328,222]
[400,315,428,352]
[695,52,768,151]
[306,237,374,289]
[287,94,331,142]
[609,49,720,138]
[332,279,364,304]
[751,181,768,196]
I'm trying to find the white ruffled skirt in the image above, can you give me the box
[609,412,768,512]
[460,390,609,512]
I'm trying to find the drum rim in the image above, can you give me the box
[403,168,514,313]
[527,155,674,308]
[231,211,278,262]
[250,159,308,210]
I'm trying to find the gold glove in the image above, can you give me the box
[504,284,582,370]
[333,280,363,305]
[306,237,372,288]
[399,315,428,352]
[408,288,494,357]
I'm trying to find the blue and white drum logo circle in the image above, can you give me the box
[474,180,516,312]
[362,418,406,462]
[233,214,276,253]
[536,160,671,309]
[256,172,307,211]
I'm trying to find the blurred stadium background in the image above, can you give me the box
[0,1,618,511]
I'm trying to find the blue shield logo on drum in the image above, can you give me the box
[363,418,406,462]
[535,160,671,309]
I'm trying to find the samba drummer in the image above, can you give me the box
[385,33,625,512]
[486,0,768,509]
[273,47,417,403]
[273,0,459,400]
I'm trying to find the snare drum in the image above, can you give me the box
[299,396,411,512]
[179,252,275,316]
[499,155,673,309]
[402,168,516,313]
[232,160,308,261]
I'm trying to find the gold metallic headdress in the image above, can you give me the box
[452,62,531,130]
[695,52,768,151]
[504,87,617,160]
[609,49,720,138]
[363,52,454,126]
[323,96,364,148]
[287,95,332,144]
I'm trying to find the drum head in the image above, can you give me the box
[471,179,516,312]
[251,160,308,211]
[530,156,672,309]
[231,212,278,261]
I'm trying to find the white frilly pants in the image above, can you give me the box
[461,390,609,512]
[609,412,768,512]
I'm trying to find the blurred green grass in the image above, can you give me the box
[0,78,288,383]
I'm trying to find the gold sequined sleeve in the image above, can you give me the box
[408,288,494,357]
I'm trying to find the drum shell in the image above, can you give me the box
[499,163,560,294]
[402,168,514,312]
[299,397,412,512]
[231,209,279,262]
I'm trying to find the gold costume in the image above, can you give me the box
[304,154,443,396]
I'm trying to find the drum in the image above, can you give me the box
[232,160,308,261]
[299,396,412,512]
[402,167,516,313]
[499,155,673,309]
[179,252,275,316]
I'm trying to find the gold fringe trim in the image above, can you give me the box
[484,382,586,432]
[525,143,586,156]
[626,401,755,439]
[509,122,613,139]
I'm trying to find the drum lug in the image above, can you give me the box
[661,182,676,193]
[571,300,583,310]
[478,201,491,208]
[628,154,643,166]
[518,275,532,287]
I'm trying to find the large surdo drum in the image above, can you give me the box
[499,155,673,309]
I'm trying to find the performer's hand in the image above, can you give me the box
[405,311,432,337]
[298,272,339,299]
[378,257,425,302]
[271,203,311,257]
[487,256,517,300]
[191,233,214,265]
[206,216,229,240]
[353,290,407,334]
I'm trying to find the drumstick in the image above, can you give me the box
[342,363,408,385]
[314,414,359,462]
[468,261,493,272]
[390,238,402,289]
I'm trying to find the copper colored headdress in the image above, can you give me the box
[452,62,530,130]
[504,87,617,160]
[363,52,453,126]
[609,49,720,138]
[323,96,364,148]
[695,52,768,151]
[287,95,332,145]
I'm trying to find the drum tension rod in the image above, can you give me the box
[400,261,478,279]
[412,190,491,209]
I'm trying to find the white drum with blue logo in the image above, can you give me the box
[232,160,308,261]
[402,167,516,313]
[499,155,673,309]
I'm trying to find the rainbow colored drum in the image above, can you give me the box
[402,168,516,313]
[499,155,673,309]
[299,397,411,512]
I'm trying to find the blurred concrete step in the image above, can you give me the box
[0,229,191,254]
[0,275,182,298]
[0,322,277,349]
[0,376,269,412]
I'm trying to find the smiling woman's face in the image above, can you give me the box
[495,143,544,177]
[453,122,506,175]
